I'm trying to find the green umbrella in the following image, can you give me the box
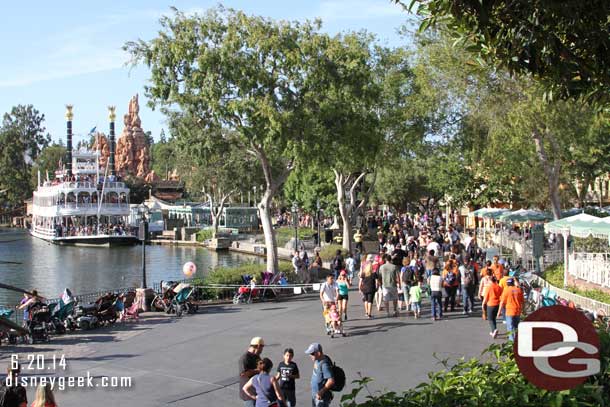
[545,213,610,240]
[498,209,551,223]
[484,209,511,220]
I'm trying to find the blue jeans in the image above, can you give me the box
[461,287,474,312]
[506,315,520,341]
[244,400,255,407]
[431,292,442,319]
[312,397,331,406]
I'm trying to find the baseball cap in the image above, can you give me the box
[305,342,322,354]
[250,337,265,346]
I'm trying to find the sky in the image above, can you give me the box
[0,1,413,144]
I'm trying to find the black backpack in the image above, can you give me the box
[325,356,346,392]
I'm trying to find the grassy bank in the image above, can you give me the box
[543,263,610,304]
[275,227,316,247]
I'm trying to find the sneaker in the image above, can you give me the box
[502,320,507,324]
[393,311,399,318]
[492,329,498,339]
[462,310,467,315]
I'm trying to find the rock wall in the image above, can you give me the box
[116,94,151,178]
[91,133,110,170]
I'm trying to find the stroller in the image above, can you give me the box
[170,283,197,317]
[233,275,259,304]
[0,308,29,345]
[152,281,178,313]
[118,291,141,322]
[49,289,76,334]
[26,302,51,344]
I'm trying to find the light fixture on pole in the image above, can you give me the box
[138,203,150,288]
[291,202,299,251]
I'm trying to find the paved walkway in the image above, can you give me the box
[1,290,506,406]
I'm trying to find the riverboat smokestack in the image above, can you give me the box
[65,105,73,178]
[108,106,116,177]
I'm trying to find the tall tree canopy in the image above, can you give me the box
[402,0,610,104]
[125,6,380,272]
[0,105,50,207]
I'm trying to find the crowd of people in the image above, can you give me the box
[274,210,527,406]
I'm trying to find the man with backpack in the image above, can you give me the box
[442,256,460,313]
[459,265,475,315]
[306,342,344,406]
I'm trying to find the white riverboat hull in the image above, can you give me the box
[30,230,138,247]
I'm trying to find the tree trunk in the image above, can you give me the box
[258,190,279,273]
[577,178,590,208]
[532,129,562,220]
[253,146,293,274]
[333,170,376,253]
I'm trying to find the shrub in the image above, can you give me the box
[342,325,610,406]
[543,263,610,305]
[196,228,214,242]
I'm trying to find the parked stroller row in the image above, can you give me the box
[0,289,142,346]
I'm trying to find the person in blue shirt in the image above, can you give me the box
[305,343,335,406]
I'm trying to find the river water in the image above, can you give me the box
[0,229,262,306]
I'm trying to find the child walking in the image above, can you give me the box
[408,280,423,319]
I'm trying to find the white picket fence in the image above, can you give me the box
[569,252,610,289]
[531,274,610,316]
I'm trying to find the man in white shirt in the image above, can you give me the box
[319,274,338,305]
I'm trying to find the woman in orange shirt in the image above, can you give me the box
[478,268,494,301]
[482,276,503,339]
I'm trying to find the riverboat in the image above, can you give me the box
[30,105,138,247]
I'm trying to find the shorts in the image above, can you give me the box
[362,292,375,303]
[382,287,398,302]
[337,294,349,301]
[398,292,405,302]
[411,301,421,312]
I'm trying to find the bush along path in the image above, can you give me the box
[341,325,610,407]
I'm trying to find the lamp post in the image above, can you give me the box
[316,198,321,247]
[291,202,299,251]
[138,203,150,288]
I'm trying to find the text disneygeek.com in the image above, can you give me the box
[5,373,132,390]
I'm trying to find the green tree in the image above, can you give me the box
[403,0,610,104]
[31,143,66,188]
[125,7,378,272]
[149,132,177,180]
[0,105,50,206]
